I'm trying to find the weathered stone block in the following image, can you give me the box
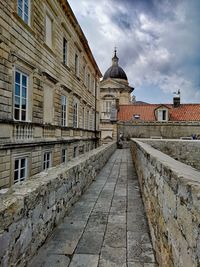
[130,139,200,267]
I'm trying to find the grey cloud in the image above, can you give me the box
[68,0,200,102]
[111,12,131,30]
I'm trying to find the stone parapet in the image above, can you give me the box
[118,121,200,139]
[130,139,200,267]
[0,142,116,267]
[141,139,200,171]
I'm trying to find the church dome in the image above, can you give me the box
[103,50,127,81]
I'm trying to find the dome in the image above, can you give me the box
[103,50,127,81]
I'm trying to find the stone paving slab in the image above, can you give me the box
[69,254,99,267]
[28,149,157,267]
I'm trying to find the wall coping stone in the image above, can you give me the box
[130,138,200,266]
[0,142,116,266]
[131,139,200,184]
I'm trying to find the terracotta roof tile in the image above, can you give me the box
[118,104,200,122]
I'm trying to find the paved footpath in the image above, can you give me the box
[29,149,157,267]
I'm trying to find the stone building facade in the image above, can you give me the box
[100,50,133,143]
[0,0,101,189]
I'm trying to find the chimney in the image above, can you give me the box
[173,89,181,107]
[173,96,180,108]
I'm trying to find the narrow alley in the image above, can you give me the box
[29,149,157,267]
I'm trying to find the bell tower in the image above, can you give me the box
[99,49,134,143]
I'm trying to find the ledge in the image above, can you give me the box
[0,142,116,266]
[130,138,200,266]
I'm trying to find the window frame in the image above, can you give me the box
[14,156,28,184]
[17,0,31,25]
[61,148,67,164]
[92,77,95,95]
[73,146,78,158]
[87,110,90,130]
[87,72,91,90]
[92,110,95,131]
[83,65,87,85]
[82,107,85,129]
[61,95,68,127]
[157,109,168,122]
[75,53,79,77]
[43,151,52,171]
[73,99,79,128]
[63,38,68,66]
[14,69,29,122]
[105,100,112,113]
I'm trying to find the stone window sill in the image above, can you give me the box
[13,12,35,37]
[62,63,71,72]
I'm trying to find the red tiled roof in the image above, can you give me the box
[117,104,200,122]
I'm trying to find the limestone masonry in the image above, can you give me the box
[131,139,200,267]
[0,0,101,189]
[0,142,116,267]
[143,139,200,171]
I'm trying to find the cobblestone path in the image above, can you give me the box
[29,149,157,267]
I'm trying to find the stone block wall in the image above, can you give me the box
[0,0,100,123]
[0,138,98,189]
[0,0,101,189]
[0,142,116,267]
[143,139,200,171]
[118,121,200,139]
[130,139,200,267]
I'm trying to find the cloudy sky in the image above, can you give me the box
[68,0,200,103]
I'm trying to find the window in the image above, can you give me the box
[45,13,53,48]
[96,113,99,130]
[82,107,85,129]
[63,38,68,65]
[73,100,78,128]
[157,109,168,121]
[61,95,68,126]
[92,110,95,130]
[61,149,67,163]
[75,54,79,76]
[83,65,86,85]
[14,157,27,184]
[162,110,166,120]
[87,73,90,90]
[43,152,51,170]
[17,0,30,24]
[14,70,28,121]
[73,147,78,158]
[79,145,84,155]
[87,110,90,129]
[105,101,112,113]
[92,78,95,95]
[133,114,140,120]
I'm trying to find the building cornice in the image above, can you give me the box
[59,0,102,77]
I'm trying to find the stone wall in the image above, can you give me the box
[130,139,200,267]
[0,0,101,189]
[0,137,98,189]
[118,121,200,139]
[0,142,116,267]
[142,139,200,171]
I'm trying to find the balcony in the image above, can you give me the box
[13,123,33,140]
[101,112,111,120]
